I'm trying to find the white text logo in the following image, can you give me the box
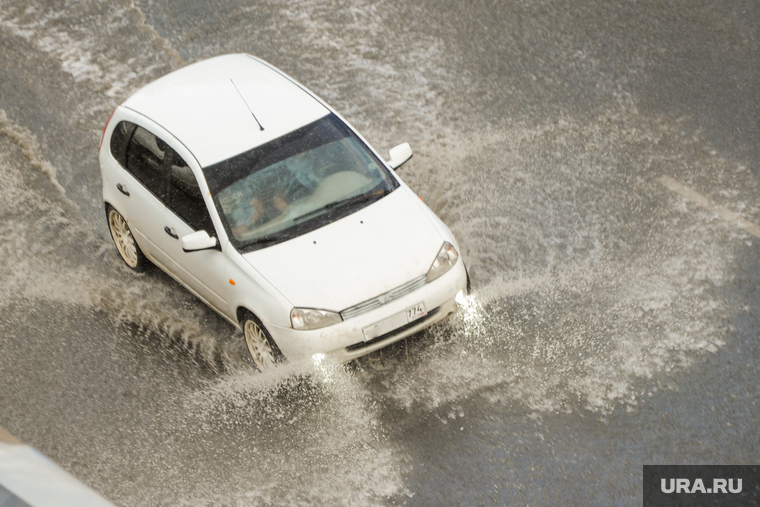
[660,478,742,494]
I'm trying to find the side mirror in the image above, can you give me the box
[387,142,413,169]
[181,230,218,252]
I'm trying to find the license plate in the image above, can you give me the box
[362,302,427,341]
[406,302,426,322]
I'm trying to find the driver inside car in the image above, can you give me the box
[224,159,314,237]
[229,192,289,236]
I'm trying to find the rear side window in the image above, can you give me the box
[168,151,214,233]
[125,126,168,202]
[109,121,135,167]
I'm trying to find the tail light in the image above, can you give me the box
[99,108,116,151]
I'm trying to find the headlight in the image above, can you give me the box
[426,242,459,283]
[291,308,343,330]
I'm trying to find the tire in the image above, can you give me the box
[106,204,148,272]
[241,311,282,371]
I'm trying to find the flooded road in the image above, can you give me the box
[1,0,759,505]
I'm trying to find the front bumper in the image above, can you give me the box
[269,258,467,361]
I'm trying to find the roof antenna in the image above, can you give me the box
[230,79,264,131]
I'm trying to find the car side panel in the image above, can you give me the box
[102,108,294,335]
[99,108,171,265]
[224,247,294,330]
[161,208,232,318]
[99,152,126,213]
[114,166,173,264]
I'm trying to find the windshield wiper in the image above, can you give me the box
[292,189,389,224]
[249,229,294,247]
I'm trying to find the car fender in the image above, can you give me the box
[401,186,462,253]
[223,243,293,331]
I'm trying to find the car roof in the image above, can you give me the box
[121,54,330,168]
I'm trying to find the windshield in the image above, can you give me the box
[203,114,399,252]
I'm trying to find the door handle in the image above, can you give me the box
[116,183,130,196]
[164,226,178,239]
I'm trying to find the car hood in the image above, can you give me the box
[241,189,443,311]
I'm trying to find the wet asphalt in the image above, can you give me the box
[0,0,759,505]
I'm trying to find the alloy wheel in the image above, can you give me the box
[109,209,139,268]
[244,319,276,370]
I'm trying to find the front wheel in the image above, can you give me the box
[107,205,147,272]
[241,312,282,371]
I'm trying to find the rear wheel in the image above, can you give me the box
[241,312,282,371]
[107,205,147,272]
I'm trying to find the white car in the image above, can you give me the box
[99,54,468,369]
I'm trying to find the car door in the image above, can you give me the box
[161,148,231,316]
[111,122,173,269]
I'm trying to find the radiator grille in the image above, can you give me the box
[340,275,427,320]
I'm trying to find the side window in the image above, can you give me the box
[109,121,136,168]
[168,151,215,234]
[125,126,168,202]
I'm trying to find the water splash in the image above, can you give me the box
[0,108,65,195]
[96,285,250,374]
[357,112,743,416]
